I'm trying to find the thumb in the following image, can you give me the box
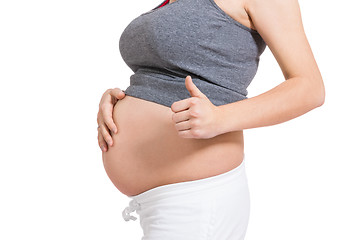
[185,75,206,99]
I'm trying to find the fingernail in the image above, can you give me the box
[101,146,106,152]
[112,128,117,134]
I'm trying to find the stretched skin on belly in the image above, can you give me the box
[102,96,245,196]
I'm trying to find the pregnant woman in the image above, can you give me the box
[97,0,325,239]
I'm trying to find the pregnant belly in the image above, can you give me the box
[102,95,245,196]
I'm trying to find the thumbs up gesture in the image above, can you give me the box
[170,75,222,139]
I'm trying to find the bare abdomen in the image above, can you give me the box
[102,95,244,196]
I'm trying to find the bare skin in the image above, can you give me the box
[102,95,244,196]
[98,0,325,197]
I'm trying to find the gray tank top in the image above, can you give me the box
[120,0,267,107]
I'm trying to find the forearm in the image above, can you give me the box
[218,77,325,133]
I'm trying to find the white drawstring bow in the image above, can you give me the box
[122,199,141,221]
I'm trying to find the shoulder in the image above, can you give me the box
[244,0,303,32]
[244,0,301,13]
[243,0,323,83]
[243,0,305,55]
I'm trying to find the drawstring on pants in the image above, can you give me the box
[122,199,141,221]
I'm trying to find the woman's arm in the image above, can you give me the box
[217,0,325,134]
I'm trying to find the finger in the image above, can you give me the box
[185,75,205,98]
[99,88,120,107]
[101,103,118,134]
[99,123,113,147]
[98,130,108,152]
[179,128,202,139]
[98,128,108,152]
[174,120,192,132]
[171,98,193,113]
[110,88,126,101]
[172,109,191,123]
[99,89,113,110]
[177,129,194,139]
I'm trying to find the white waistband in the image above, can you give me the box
[122,153,246,221]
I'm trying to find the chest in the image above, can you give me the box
[119,0,265,75]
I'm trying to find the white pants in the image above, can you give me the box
[122,154,250,240]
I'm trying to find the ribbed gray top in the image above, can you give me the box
[119,0,267,107]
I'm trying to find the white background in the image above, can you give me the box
[0,0,359,239]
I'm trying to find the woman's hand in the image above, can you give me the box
[97,88,126,152]
[170,75,223,139]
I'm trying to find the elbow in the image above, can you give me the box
[312,79,326,108]
[299,76,325,109]
[316,78,326,107]
[316,93,325,107]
